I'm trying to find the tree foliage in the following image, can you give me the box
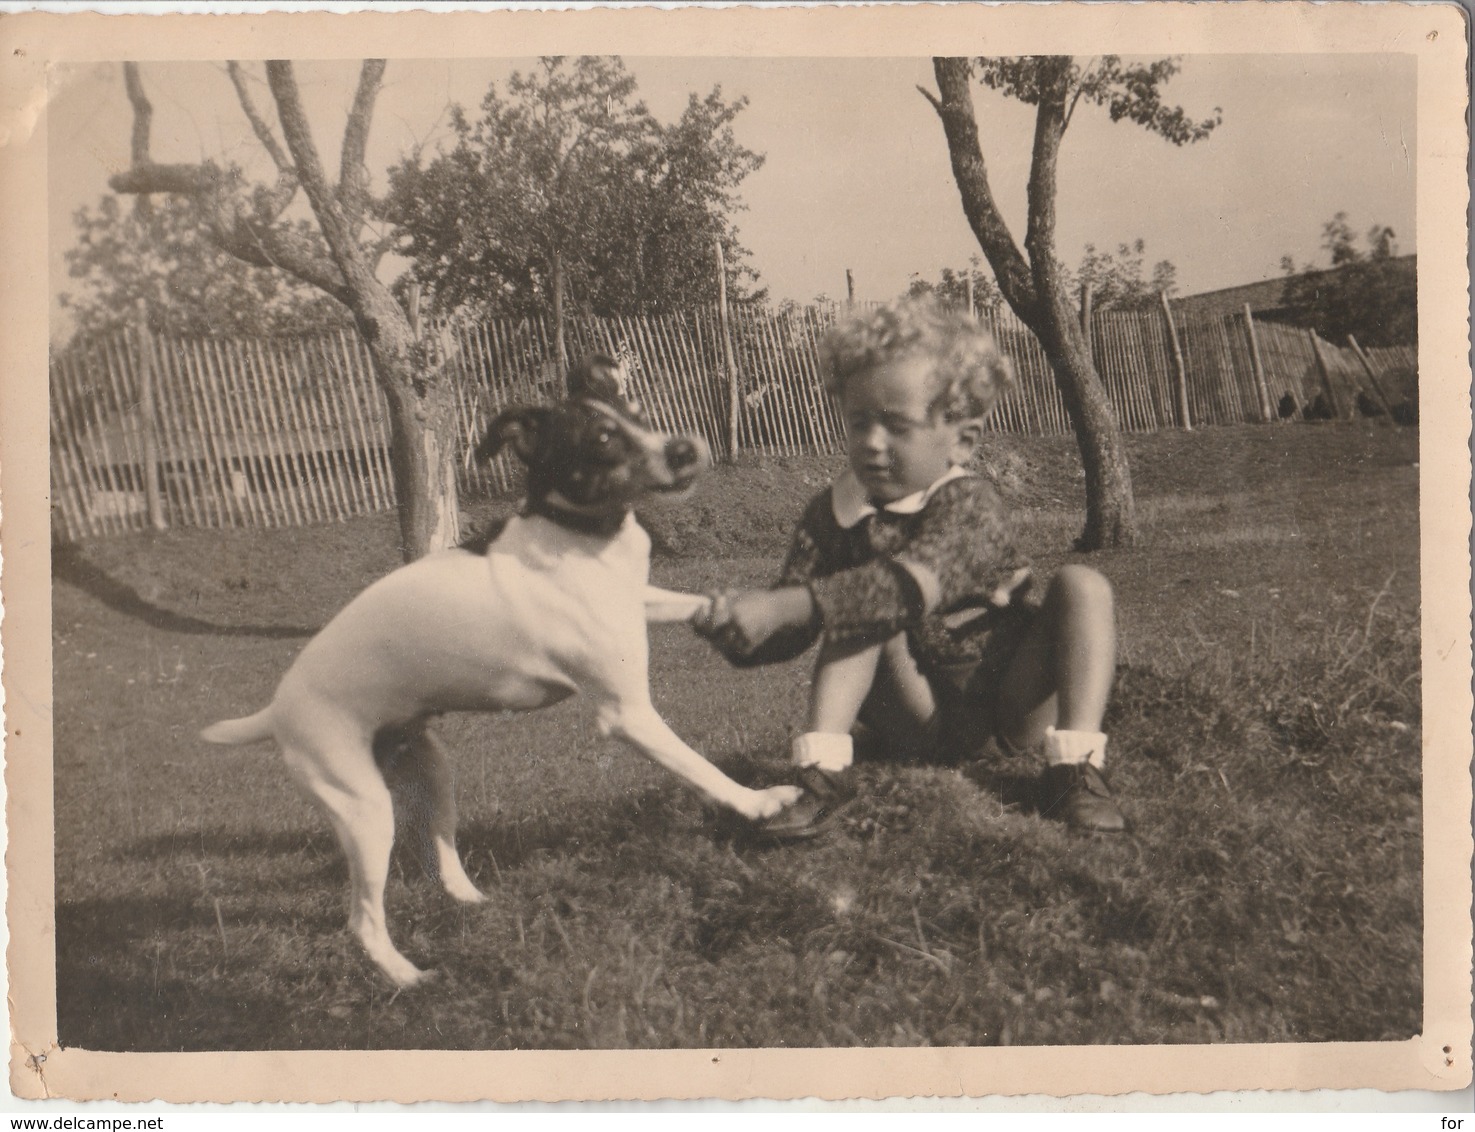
[60,192,346,341]
[1281,213,1416,347]
[907,242,1176,320]
[974,56,1221,146]
[1071,239,1177,311]
[906,256,1004,312]
[384,56,765,320]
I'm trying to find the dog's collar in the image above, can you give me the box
[524,491,629,538]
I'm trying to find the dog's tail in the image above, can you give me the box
[200,708,274,746]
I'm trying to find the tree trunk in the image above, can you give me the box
[381,381,461,561]
[354,287,461,560]
[1023,61,1136,550]
[266,61,459,562]
[1032,314,1137,549]
[926,56,1136,550]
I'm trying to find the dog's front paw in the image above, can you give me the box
[744,783,805,821]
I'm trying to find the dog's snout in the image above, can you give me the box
[666,437,700,472]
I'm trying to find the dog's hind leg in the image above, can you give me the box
[407,728,486,905]
[376,722,485,905]
[282,740,430,988]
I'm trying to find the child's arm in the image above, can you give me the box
[694,586,819,666]
[804,478,1032,646]
[693,497,831,666]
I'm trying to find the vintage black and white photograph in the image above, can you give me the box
[5,1,1470,1106]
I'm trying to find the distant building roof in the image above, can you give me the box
[1174,254,1416,322]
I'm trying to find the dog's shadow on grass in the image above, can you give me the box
[52,541,315,639]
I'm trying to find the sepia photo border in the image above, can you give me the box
[1,1,1469,1105]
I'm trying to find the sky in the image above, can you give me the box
[47,54,1417,335]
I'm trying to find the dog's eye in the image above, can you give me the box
[595,427,615,446]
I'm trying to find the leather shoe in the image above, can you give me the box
[755,765,855,843]
[1040,762,1127,833]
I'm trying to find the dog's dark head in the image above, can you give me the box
[475,353,708,535]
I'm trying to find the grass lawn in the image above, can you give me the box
[51,420,1422,1050]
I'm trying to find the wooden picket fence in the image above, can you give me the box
[48,302,1417,541]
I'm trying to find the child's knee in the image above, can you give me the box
[880,631,914,661]
[1050,564,1114,614]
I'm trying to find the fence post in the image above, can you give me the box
[1307,330,1348,419]
[133,300,168,530]
[1079,283,1094,367]
[1159,290,1192,431]
[715,238,740,462]
[407,278,422,340]
[1346,334,1397,416]
[1242,303,1274,422]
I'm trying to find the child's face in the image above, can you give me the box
[840,354,979,504]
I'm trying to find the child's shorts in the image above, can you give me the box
[916,604,1038,763]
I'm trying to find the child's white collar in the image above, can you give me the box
[831,465,971,530]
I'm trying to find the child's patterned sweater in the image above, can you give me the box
[738,466,1036,670]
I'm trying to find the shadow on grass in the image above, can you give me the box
[119,826,343,870]
[52,541,316,639]
[452,785,721,872]
[55,893,292,1051]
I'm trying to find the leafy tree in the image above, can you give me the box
[384,56,764,355]
[1070,238,1177,311]
[1281,213,1415,347]
[906,256,1004,313]
[908,242,1176,321]
[60,192,346,341]
[111,61,460,562]
[922,56,1219,549]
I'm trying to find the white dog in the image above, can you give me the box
[202,356,800,987]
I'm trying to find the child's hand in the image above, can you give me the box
[693,587,814,661]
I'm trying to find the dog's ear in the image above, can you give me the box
[567,353,628,403]
[476,405,550,465]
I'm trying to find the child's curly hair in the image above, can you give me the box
[820,297,1015,422]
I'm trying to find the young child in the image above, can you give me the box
[693,298,1126,841]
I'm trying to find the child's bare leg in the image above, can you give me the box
[995,565,1125,831]
[996,565,1116,746]
[808,638,884,735]
[789,637,882,776]
[855,632,940,760]
[767,634,926,842]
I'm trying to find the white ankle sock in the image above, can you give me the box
[792,731,854,773]
[1042,727,1107,770]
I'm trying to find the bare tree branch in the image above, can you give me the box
[265,60,385,315]
[121,62,155,218]
[227,62,291,172]
[266,62,352,255]
[337,60,385,230]
[110,162,213,196]
[226,61,300,220]
[110,63,351,303]
[122,62,153,168]
[1024,58,1071,314]
[1063,56,1097,132]
[923,60,1038,321]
